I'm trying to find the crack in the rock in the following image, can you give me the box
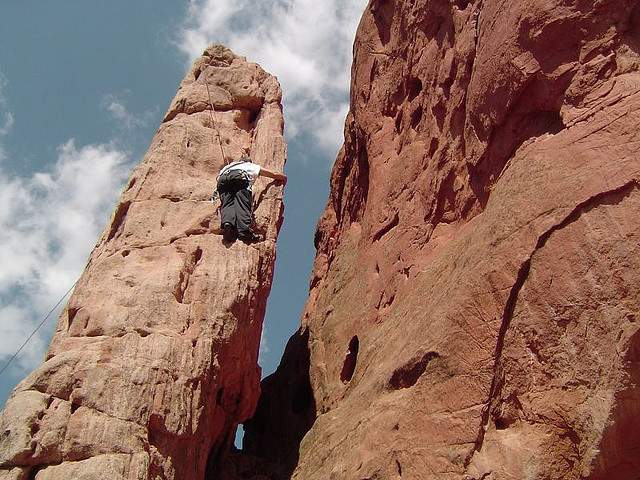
[174,247,203,304]
[162,102,236,124]
[464,179,640,468]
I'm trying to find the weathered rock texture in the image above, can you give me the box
[0,45,286,480]
[232,1,640,479]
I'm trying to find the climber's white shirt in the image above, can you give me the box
[217,160,261,191]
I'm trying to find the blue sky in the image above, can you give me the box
[0,1,366,407]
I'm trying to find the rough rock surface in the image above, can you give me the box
[233,1,640,479]
[0,45,286,480]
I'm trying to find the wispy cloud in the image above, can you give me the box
[0,73,14,160]
[178,0,367,156]
[102,93,157,132]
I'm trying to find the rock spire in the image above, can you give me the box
[0,45,286,480]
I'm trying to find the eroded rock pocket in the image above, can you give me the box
[388,351,439,390]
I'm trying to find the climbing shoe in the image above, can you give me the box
[237,231,262,243]
[222,222,236,241]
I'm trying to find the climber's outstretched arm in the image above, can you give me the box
[259,167,287,184]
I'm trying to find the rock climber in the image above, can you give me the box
[215,155,286,242]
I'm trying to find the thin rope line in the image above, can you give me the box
[0,280,78,378]
[205,82,229,165]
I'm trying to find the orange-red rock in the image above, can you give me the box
[235,1,640,479]
[0,45,286,480]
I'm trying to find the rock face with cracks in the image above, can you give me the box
[0,45,286,480]
[228,1,640,479]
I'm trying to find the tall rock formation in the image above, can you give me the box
[0,46,286,480]
[234,1,640,479]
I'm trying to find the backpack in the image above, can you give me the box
[217,168,250,193]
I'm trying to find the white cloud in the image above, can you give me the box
[178,0,367,157]
[258,327,270,366]
[102,93,156,132]
[0,72,13,161]
[0,139,131,373]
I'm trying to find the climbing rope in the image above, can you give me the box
[0,280,78,378]
[205,82,229,165]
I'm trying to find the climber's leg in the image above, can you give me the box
[219,190,237,235]
[235,189,255,240]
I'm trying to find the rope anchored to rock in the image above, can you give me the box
[205,82,229,165]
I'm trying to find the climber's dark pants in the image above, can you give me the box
[219,187,253,235]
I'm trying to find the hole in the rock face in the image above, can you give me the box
[388,351,439,390]
[495,416,511,430]
[340,336,360,384]
[408,77,423,101]
[121,250,130,257]
[234,424,245,450]
[70,401,81,414]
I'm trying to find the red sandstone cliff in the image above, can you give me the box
[0,46,286,480]
[233,1,640,479]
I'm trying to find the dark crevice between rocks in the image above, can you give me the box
[396,459,403,476]
[410,105,424,130]
[126,177,136,192]
[373,212,400,242]
[407,77,423,102]
[70,401,81,415]
[67,307,79,331]
[388,351,439,390]
[333,122,370,226]
[27,466,41,480]
[465,180,640,468]
[371,0,396,46]
[215,328,316,480]
[106,201,131,242]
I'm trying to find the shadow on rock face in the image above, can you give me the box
[588,327,640,480]
[211,328,316,480]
